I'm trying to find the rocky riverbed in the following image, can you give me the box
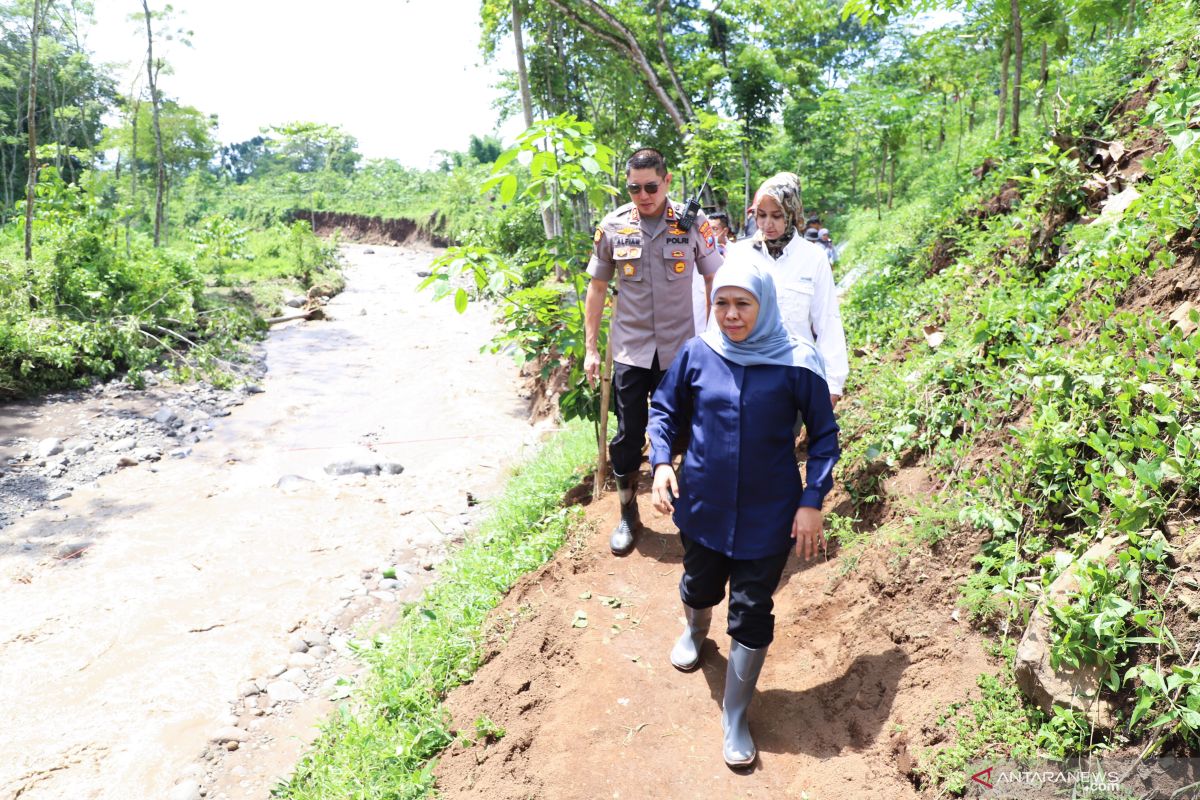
[0,244,543,800]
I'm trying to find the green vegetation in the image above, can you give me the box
[817,0,1200,784]
[431,0,1199,792]
[275,419,596,800]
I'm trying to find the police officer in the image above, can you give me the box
[584,148,724,556]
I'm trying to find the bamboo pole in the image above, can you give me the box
[594,293,617,501]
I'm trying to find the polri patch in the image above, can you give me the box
[671,250,685,258]
[594,227,603,244]
[666,236,689,245]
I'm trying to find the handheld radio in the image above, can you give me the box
[678,165,714,231]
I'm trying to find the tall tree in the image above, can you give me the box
[1010,0,1023,138]
[23,0,51,267]
[141,0,166,246]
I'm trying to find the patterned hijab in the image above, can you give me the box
[752,172,804,259]
[700,262,826,376]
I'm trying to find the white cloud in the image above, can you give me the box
[84,0,517,168]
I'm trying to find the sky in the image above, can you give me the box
[84,0,522,169]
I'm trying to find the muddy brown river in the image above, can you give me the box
[0,245,540,800]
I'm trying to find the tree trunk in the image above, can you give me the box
[24,0,47,269]
[956,88,965,172]
[875,141,885,221]
[655,0,694,120]
[1037,41,1048,117]
[969,91,977,132]
[887,151,896,209]
[512,1,556,240]
[142,0,167,248]
[1011,0,1023,139]
[996,34,1010,140]
[939,91,947,148]
[850,144,859,205]
[128,98,140,256]
[741,136,752,212]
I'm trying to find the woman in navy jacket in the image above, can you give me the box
[647,262,840,769]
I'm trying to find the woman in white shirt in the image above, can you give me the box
[722,172,849,407]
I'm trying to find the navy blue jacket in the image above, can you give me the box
[647,338,840,559]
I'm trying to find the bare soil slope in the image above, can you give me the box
[434,477,997,799]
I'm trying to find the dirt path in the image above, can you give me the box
[433,484,1000,799]
[0,244,542,800]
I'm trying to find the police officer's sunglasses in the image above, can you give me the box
[626,181,661,195]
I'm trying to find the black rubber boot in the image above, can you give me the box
[722,640,768,768]
[609,472,640,556]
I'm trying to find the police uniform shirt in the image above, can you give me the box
[587,199,724,370]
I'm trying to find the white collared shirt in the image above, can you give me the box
[723,233,849,395]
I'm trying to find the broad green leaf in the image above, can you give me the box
[454,287,468,314]
[499,174,518,205]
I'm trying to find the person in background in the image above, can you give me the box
[647,262,840,768]
[584,147,724,556]
[708,211,733,256]
[692,210,733,335]
[725,172,848,409]
[818,227,838,266]
[742,205,757,238]
[803,227,821,243]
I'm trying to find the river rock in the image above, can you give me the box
[275,474,314,494]
[267,680,304,703]
[68,439,95,455]
[288,652,318,668]
[324,459,380,477]
[301,630,330,647]
[1014,535,1125,728]
[285,295,306,308]
[110,437,136,452]
[46,489,72,502]
[209,725,249,743]
[37,438,63,458]
[133,447,162,462]
[237,681,260,698]
[167,781,202,800]
[287,633,309,653]
[380,462,405,476]
[280,668,307,684]
[152,407,178,426]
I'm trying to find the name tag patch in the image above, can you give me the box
[666,236,689,245]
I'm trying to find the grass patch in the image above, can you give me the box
[275,418,597,799]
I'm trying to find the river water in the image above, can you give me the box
[0,244,541,800]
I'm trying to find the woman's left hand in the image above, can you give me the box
[792,507,825,560]
[651,464,679,514]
